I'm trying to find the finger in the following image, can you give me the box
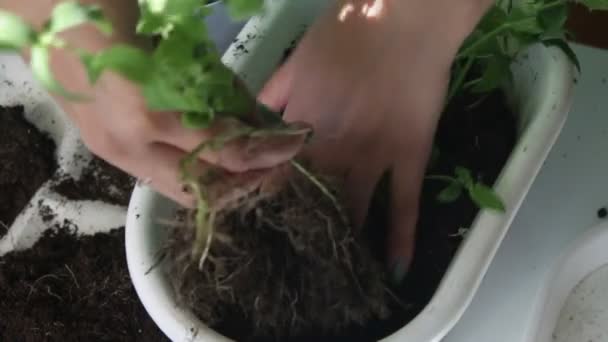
[257,57,295,111]
[159,114,308,172]
[345,163,385,229]
[387,161,423,284]
[120,143,210,208]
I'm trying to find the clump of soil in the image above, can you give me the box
[0,106,57,236]
[167,85,517,341]
[168,169,393,341]
[0,224,168,341]
[52,156,136,206]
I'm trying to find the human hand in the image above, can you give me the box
[6,0,307,208]
[258,0,491,280]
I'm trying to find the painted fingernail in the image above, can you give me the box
[391,259,409,285]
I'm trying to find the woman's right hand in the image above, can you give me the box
[5,0,307,207]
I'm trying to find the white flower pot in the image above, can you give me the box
[125,0,575,341]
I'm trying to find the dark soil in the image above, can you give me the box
[364,88,517,338]
[0,224,168,341]
[169,169,392,341]
[52,156,136,207]
[0,106,57,236]
[169,84,516,341]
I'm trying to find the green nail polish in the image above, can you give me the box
[392,260,408,285]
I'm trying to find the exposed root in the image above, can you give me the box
[166,164,392,340]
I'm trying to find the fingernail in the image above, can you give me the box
[391,259,409,285]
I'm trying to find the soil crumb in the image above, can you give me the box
[52,156,135,206]
[0,224,168,341]
[0,106,57,236]
[168,168,393,342]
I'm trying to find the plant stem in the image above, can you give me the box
[447,56,475,103]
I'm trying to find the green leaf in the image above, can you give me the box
[47,1,112,35]
[538,2,568,32]
[455,166,474,188]
[543,38,581,72]
[225,0,264,19]
[143,73,207,112]
[472,55,512,93]
[437,182,463,203]
[0,10,37,49]
[477,5,508,32]
[579,0,608,10]
[181,110,214,129]
[507,8,543,34]
[81,45,154,83]
[469,183,505,212]
[30,45,83,99]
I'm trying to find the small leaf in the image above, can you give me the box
[48,1,112,35]
[543,38,581,72]
[469,183,505,212]
[81,45,154,83]
[477,5,508,32]
[181,110,214,129]
[30,45,83,99]
[472,55,512,93]
[0,10,37,49]
[455,166,474,188]
[437,182,463,203]
[507,8,543,35]
[538,3,568,32]
[579,0,608,10]
[142,74,206,112]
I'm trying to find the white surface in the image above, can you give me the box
[553,263,608,342]
[530,219,608,341]
[126,1,575,341]
[446,44,608,342]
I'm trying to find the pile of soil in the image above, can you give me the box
[169,86,516,341]
[52,156,136,207]
[0,106,57,236]
[0,225,168,341]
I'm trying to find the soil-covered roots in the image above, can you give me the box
[167,166,392,340]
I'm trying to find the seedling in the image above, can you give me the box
[427,167,505,211]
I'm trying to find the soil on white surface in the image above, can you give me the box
[0,106,57,236]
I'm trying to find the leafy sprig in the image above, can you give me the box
[427,167,505,212]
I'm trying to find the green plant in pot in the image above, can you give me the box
[0,0,607,340]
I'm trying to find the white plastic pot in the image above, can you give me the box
[530,220,608,342]
[0,53,128,257]
[125,0,575,341]
[204,1,247,54]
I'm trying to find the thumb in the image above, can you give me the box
[257,57,295,111]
